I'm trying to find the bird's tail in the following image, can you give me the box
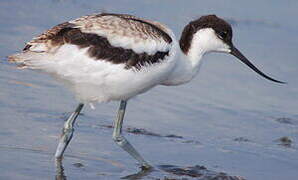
[7,51,51,69]
[7,53,28,69]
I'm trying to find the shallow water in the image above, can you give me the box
[1,0,298,179]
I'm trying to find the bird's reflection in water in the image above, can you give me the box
[54,160,244,179]
[121,166,154,180]
[55,159,67,180]
[54,158,154,180]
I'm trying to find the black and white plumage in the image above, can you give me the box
[9,13,180,103]
[24,13,173,68]
[8,13,284,168]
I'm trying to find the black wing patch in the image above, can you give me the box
[62,28,169,70]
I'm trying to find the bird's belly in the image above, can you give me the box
[55,59,175,103]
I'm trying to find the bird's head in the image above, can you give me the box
[179,14,285,84]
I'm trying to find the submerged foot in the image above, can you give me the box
[140,164,153,171]
[121,165,154,179]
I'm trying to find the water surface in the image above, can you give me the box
[0,0,298,179]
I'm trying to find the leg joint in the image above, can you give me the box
[62,126,74,134]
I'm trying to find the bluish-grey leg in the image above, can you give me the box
[112,100,151,169]
[55,103,84,159]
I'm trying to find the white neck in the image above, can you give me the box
[162,29,216,86]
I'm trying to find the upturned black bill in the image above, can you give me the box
[230,46,285,84]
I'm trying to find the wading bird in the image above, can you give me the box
[8,13,284,169]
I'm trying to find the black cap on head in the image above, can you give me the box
[180,15,233,54]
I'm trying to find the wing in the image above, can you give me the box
[20,13,174,70]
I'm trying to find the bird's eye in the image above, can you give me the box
[217,31,227,39]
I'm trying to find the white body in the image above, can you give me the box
[48,43,178,103]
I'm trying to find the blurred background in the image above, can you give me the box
[0,0,297,179]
